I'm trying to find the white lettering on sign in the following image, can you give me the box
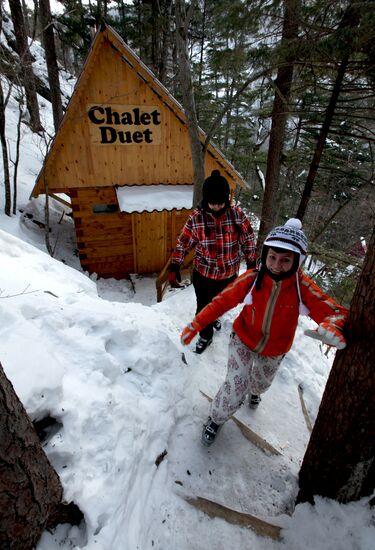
[87,105,162,145]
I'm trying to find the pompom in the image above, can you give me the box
[211,169,221,177]
[285,218,302,230]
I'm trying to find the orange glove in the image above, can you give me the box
[181,321,202,345]
[305,321,346,349]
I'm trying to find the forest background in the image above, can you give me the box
[1,0,375,308]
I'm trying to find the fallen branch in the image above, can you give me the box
[0,284,40,299]
[184,495,282,540]
[297,384,313,433]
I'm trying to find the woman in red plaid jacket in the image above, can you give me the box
[168,170,256,354]
[180,218,348,446]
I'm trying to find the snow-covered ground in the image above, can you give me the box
[0,12,374,550]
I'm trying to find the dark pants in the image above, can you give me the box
[192,269,237,341]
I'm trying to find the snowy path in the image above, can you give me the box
[147,286,317,547]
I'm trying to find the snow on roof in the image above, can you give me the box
[115,185,194,213]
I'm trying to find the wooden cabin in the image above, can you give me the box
[31,23,247,279]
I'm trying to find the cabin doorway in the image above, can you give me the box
[132,211,167,273]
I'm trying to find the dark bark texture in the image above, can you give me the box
[8,0,43,132]
[0,361,63,549]
[256,0,300,251]
[0,80,11,216]
[298,226,375,503]
[175,0,205,207]
[39,0,63,132]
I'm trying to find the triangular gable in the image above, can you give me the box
[31,23,246,198]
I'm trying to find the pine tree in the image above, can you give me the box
[175,0,205,205]
[39,0,63,132]
[0,362,83,548]
[0,79,11,216]
[8,0,43,132]
[298,223,375,503]
[257,0,301,250]
[296,1,363,221]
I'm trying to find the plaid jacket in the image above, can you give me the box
[171,205,256,280]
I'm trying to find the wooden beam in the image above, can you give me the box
[156,249,194,302]
[297,384,313,433]
[49,193,72,208]
[184,495,282,540]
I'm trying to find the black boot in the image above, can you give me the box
[195,337,213,354]
[249,394,262,409]
[201,417,222,446]
[213,319,221,331]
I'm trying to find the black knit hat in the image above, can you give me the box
[202,170,230,207]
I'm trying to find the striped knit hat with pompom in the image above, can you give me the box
[263,218,308,265]
[244,218,310,315]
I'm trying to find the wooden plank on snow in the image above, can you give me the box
[297,384,313,433]
[184,495,282,540]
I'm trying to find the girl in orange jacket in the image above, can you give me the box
[180,218,348,446]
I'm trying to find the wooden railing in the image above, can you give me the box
[156,250,194,302]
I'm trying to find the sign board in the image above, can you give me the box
[87,104,162,145]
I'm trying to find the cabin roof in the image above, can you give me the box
[31,23,247,198]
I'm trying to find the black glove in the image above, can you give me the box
[168,263,182,285]
[246,259,257,270]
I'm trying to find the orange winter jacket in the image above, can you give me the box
[194,269,348,357]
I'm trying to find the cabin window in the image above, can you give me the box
[92,204,119,214]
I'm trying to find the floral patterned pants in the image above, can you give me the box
[210,332,284,424]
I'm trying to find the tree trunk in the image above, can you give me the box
[8,0,43,133]
[31,0,38,40]
[117,0,127,37]
[0,361,63,548]
[297,224,375,504]
[0,79,11,216]
[197,0,206,91]
[150,0,161,77]
[21,0,30,36]
[175,0,205,207]
[295,55,349,222]
[12,96,23,214]
[256,0,300,253]
[158,0,173,86]
[39,0,63,132]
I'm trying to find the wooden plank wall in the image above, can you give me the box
[71,186,134,278]
[133,208,191,273]
[70,186,192,278]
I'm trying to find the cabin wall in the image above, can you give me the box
[70,186,191,278]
